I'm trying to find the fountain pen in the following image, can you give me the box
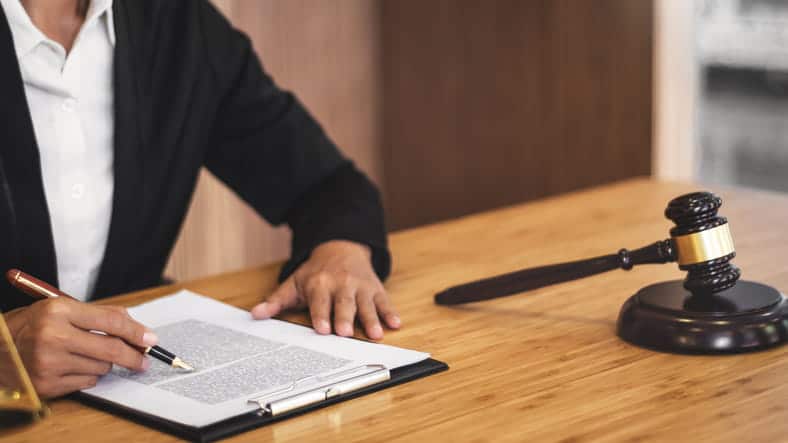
[6,269,194,371]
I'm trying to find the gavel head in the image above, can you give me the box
[664,192,741,296]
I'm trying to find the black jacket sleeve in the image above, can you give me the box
[198,2,391,282]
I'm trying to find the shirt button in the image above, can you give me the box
[71,183,85,199]
[62,98,77,112]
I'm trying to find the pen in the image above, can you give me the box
[6,269,194,371]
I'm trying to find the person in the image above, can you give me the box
[0,0,400,398]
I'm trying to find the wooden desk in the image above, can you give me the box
[4,178,788,442]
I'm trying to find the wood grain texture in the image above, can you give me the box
[382,0,654,230]
[165,0,384,282]
[5,178,788,442]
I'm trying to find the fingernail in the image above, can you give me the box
[371,324,383,338]
[251,303,268,318]
[141,357,151,371]
[142,332,158,347]
[390,316,402,328]
[338,324,353,336]
[318,320,331,334]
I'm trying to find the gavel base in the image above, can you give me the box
[617,280,788,354]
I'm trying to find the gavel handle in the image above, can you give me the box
[434,239,675,305]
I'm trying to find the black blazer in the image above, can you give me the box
[0,0,390,312]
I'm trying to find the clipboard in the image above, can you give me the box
[73,357,448,442]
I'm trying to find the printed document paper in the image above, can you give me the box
[82,290,430,427]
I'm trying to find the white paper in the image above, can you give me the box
[82,290,429,427]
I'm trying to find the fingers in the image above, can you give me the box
[333,288,357,337]
[251,277,300,320]
[301,277,399,339]
[356,293,383,340]
[67,303,156,348]
[307,284,333,335]
[38,375,100,398]
[253,243,402,340]
[373,292,401,330]
[22,349,104,398]
[14,300,152,399]
[61,375,100,391]
[68,328,148,372]
[62,354,114,377]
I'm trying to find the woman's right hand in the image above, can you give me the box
[3,298,157,398]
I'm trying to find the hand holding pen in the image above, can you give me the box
[3,269,193,398]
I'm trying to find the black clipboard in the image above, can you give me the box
[73,358,448,442]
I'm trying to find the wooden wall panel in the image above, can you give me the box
[382,0,654,230]
[165,1,383,282]
[165,0,654,282]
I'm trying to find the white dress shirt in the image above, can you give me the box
[1,0,115,300]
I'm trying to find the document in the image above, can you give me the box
[83,290,429,427]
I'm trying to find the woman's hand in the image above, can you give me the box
[250,240,401,340]
[4,299,157,398]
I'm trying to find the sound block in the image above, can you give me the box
[617,280,788,353]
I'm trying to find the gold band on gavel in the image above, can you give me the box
[672,223,735,266]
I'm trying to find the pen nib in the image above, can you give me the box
[172,358,195,371]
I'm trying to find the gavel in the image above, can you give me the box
[435,191,787,354]
[435,192,741,305]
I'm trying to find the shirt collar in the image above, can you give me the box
[87,0,115,46]
[0,0,115,60]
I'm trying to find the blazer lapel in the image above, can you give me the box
[0,4,59,287]
[92,0,146,299]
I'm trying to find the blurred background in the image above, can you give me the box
[697,0,788,192]
[164,0,788,282]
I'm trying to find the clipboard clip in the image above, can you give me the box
[247,364,391,416]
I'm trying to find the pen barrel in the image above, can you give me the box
[146,346,175,365]
[6,269,73,301]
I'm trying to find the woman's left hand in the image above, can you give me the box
[250,240,401,340]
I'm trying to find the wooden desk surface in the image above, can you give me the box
[4,178,788,442]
